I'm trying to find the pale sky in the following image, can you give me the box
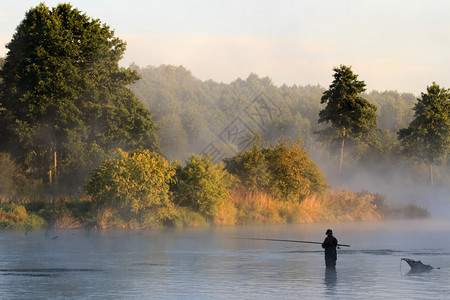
[1,0,449,94]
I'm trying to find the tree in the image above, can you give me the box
[226,138,328,202]
[398,82,449,185]
[265,138,328,201]
[318,65,379,175]
[0,3,159,186]
[85,149,175,218]
[0,58,4,114]
[225,144,271,193]
[172,155,231,219]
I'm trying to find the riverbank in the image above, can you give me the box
[0,189,429,230]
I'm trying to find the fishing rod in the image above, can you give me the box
[235,237,350,247]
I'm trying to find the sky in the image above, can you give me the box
[1,0,449,95]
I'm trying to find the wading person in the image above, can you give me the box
[322,229,338,269]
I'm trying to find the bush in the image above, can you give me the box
[368,192,430,219]
[266,138,329,201]
[0,204,46,230]
[226,138,329,202]
[25,200,91,229]
[172,154,232,219]
[85,148,176,221]
[226,145,271,192]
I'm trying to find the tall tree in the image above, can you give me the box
[0,58,4,114]
[318,65,379,175]
[0,3,159,186]
[398,82,449,185]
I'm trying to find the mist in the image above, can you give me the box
[315,153,450,219]
[127,64,448,219]
[1,2,449,299]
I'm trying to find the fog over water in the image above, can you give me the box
[312,148,450,221]
[1,221,449,299]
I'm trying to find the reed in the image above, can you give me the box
[325,189,382,221]
[219,188,326,225]
[215,188,388,225]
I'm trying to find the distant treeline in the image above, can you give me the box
[129,65,449,189]
[129,64,416,161]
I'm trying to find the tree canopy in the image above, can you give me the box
[318,65,379,173]
[86,148,175,218]
[0,3,159,185]
[318,65,379,142]
[128,64,418,165]
[398,82,449,183]
[172,154,232,219]
[226,138,328,202]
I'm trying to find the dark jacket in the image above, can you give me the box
[322,235,338,267]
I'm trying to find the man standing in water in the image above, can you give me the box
[322,229,338,268]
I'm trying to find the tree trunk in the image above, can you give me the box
[54,149,57,183]
[339,137,345,176]
[429,164,434,186]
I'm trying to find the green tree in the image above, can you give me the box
[398,82,450,185]
[0,57,4,114]
[226,138,328,202]
[0,3,159,186]
[85,148,175,218]
[226,145,271,192]
[265,138,328,201]
[172,155,231,219]
[318,65,379,175]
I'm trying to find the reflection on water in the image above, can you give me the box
[324,267,337,291]
[0,220,449,299]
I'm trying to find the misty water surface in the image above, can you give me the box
[0,220,449,299]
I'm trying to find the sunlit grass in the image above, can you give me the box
[0,204,46,230]
[0,187,430,230]
[325,189,382,221]
[216,188,381,225]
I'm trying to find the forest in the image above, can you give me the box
[0,4,447,230]
[128,64,448,189]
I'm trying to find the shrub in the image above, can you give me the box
[85,148,176,220]
[0,204,46,230]
[266,138,329,201]
[225,145,271,192]
[172,154,232,219]
[226,138,329,202]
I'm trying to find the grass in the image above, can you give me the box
[0,204,46,230]
[220,188,384,225]
[0,188,430,230]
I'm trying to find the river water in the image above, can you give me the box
[1,220,449,299]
